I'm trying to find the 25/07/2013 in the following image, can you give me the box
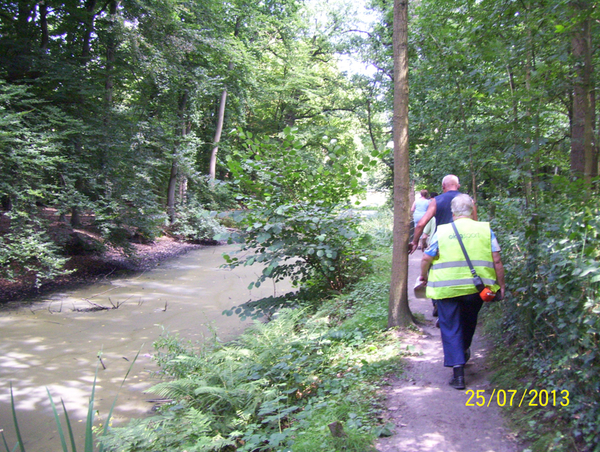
[465,389,569,407]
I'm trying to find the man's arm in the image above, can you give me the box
[409,198,437,254]
[492,251,505,298]
[420,253,434,283]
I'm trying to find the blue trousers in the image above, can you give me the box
[435,293,483,367]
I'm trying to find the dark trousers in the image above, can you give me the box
[435,293,483,367]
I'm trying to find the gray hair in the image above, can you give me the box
[442,174,460,189]
[451,194,474,218]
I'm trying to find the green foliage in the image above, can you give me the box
[191,177,239,212]
[481,181,600,452]
[0,81,80,282]
[169,201,226,244]
[99,246,402,452]
[356,208,394,249]
[220,127,377,295]
[223,202,372,291]
[0,222,70,285]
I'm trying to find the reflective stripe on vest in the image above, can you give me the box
[425,219,499,300]
[431,260,495,271]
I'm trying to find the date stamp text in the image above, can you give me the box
[465,389,570,407]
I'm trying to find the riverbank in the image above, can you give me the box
[75,244,523,452]
[0,235,205,304]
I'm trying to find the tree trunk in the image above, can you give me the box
[104,0,119,109]
[592,87,599,177]
[81,0,98,61]
[209,18,240,181]
[167,91,189,223]
[388,0,413,328]
[167,159,178,223]
[570,3,594,183]
[39,2,49,52]
[524,24,534,203]
[209,86,228,181]
[71,207,82,228]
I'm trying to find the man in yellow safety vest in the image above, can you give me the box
[418,194,506,389]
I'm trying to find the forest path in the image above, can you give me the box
[375,251,523,452]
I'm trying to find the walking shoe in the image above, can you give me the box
[450,366,465,389]
[449,376,465,389]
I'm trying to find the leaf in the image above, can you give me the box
[578,267,598,278]
[256,232,272,243]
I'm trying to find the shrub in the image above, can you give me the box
[219,127,379,297]
[0,221,71,286]
[221,202,372,294]
[169,201,226,244]
[482,184,600,452]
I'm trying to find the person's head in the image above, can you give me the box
[441,174,460,192]
[420,189,430,199]
[451,194,474,219]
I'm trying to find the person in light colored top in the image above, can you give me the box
[411,189,431,228]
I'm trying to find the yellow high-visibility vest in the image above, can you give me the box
[426,219,499,300]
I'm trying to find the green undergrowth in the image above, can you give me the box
[99,247,402,451]
[480,185,600,452]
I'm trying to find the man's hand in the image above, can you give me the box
[408,241,419,254]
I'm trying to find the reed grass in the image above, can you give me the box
[3,350,139,452]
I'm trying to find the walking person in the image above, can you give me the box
[408,174,474,254]
[418,194,506,389]
[409,175,469,320]
[411,189,431,231]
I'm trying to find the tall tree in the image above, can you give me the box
[388,0,413,327]
[570,0,596,183]
[208,17,240,182]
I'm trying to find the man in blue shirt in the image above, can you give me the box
[409,174,472,254]
[409,175,472,320]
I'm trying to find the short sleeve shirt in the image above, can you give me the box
[424,229,500,257]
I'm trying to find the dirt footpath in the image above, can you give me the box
[376,252,524,452]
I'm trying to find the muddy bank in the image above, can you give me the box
[0,236,207,304]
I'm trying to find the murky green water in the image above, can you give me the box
[0,244,292,452]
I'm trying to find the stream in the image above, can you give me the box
[0,244,292,452]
